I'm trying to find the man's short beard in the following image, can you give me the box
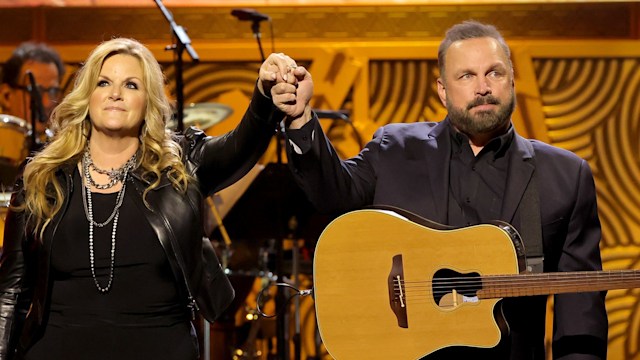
[447,92,516,137]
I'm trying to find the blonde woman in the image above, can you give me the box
[0,38,302,359]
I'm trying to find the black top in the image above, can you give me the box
[447,124,514,227]
[23,170,195,360]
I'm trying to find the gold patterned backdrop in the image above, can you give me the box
[1,1,640,359]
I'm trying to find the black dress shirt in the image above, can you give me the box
[447,123,514,227]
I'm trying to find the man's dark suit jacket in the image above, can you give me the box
[285,116,608,359]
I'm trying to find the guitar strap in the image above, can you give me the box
[520,140,544,273]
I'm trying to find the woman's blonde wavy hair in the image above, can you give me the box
[21,38,189,236]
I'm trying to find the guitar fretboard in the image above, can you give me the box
[477,269,640,298]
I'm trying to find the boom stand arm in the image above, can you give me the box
[154,0,199,133]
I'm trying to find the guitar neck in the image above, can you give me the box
[478,269,640,298]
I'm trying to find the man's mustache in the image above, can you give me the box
[467,95,500,110]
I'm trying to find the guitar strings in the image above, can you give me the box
[396,277,640,292]
[388,271,640,301]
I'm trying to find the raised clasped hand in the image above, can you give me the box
[259,52,313,120]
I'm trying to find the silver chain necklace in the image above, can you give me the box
[81,148,136,293]
[83,148,136,190]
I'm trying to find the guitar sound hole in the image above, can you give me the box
[432,269,481,307]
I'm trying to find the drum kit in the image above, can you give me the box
[0,114,33,248]
[0,114,31,189]
[205,162,333,360]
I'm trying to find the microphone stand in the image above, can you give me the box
[154,0,199,133]
[237,13,292,360]
[251,20,291,360]
[154,0,206,356]
[29,92,38,152]
[250,20,266,64]
[25,71,45,152]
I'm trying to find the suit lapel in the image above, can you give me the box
[424,120,452,224]
[500,134,535,223]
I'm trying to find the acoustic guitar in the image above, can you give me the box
[313,208,635,359]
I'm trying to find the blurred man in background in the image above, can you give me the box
[0,42,65,189]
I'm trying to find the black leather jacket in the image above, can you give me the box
[0,90,280,359]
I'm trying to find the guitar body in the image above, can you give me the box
[313,208,523,360]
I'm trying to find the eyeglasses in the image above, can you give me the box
[11,84,62,99]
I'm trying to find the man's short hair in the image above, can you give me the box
[437,20,512,78]
[1,42,65,86]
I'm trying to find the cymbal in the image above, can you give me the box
[168,103,233,130]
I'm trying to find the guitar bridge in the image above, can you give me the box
[388,254,408,328]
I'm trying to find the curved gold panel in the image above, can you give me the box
[369,60,438,126]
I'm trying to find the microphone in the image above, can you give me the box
[25,71,47,124]
[231,8,270,22]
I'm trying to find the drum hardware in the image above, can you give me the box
[205,163,333,360]
[232,308,265,360]
[202,195,233,360]
[0,114,31,164]
[207,190,276,279]
[0,114,33,190]
[0,192,11,249]
[207,196,233,270]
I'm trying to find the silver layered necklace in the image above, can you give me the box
[81,147,137,293]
